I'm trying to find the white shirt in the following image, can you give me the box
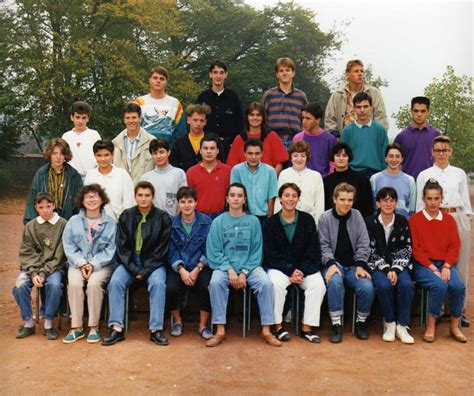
[85,165,135,221]
[377,213,395,243]
[62,128,101,181]
[275,167,325,223]
[416,164,472,214]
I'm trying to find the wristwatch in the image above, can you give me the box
[241,269,249,276]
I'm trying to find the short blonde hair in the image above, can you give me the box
[346,59,363,73]
[333,182,356,200]
[275,57,295,72]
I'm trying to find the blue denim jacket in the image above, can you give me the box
[63,209,117,271]
[169,211,212,272]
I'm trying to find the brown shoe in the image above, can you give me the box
[261,332,282,347]
[422,333,435,343]
[206,333,226,347]
[450,330,467,343]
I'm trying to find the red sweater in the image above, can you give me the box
[409,211,460,267]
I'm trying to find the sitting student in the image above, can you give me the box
[370,143,416,218]
[410,179,467,343]
[318,182,374,343]
[62,184,116,344]
[12,192,66,340]
[206,183,281,347]
[275,141,324,223]
[365,187,414,344]
[85,140,135,221]
[226,102,288,175]
[141,138,187,217]
[167,187,213,340]
[264,183,326,343]
[323,143,374,217]
[103,181,171,346]
[170,104,225,171]
[230,139,278,228]
[292,102,336,177]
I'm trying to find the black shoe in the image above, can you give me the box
[276,327,291,342]
[150,330,169,346]
[329,324,342,343]
[102,329,125,346]
[461,314,470,328]
[355,321,369,340]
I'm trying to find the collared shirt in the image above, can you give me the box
[416,164,472,214]
[124,130,141,170]
[36,212,61,225]
[47,166,65,212]
[230,162,278,216]
[422,209,443,222]
[377,213,395,243]
[279,211,299,243]
[354,119,373,128]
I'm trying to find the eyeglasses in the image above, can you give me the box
[84,194,100,201]
[433,149,451,154]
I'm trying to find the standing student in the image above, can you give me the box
[318,183,374,343]
[12,192,66,340]
[394,96,440,179]
[292,102,337,176]
[261,57,308,148]
[264,183,326,343]
[227,102,288,175]
[103,181,171,346]
[205,183,281,347]
[196,60,244,159]
[365,187,414,344]
[167,187,213,340]
[62,101,101,182]
[134,66,187,145]
[62,184,116,344]
[85,140,135,221]
[141,138,187,217]
[370,143,416,218]
[410,179,467,343]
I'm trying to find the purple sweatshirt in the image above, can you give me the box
[293,130,337,176]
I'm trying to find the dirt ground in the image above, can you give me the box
[1,193,473,395]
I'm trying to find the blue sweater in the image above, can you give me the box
[206,212,263,274]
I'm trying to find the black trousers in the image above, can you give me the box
[166,267,212,312]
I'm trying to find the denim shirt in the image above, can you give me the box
[63,209,117,271]
[169,211,212,272]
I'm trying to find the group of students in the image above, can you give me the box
[12,57,471,348]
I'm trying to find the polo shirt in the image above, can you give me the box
[230,162,278,216]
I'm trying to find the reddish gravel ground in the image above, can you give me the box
[1,194,473,395]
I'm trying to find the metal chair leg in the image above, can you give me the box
[351,293,357,334]
[125,287,129,332]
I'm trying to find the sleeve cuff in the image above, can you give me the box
[355,260,367,269]
[326,259,337,268]
[172,260,185,273]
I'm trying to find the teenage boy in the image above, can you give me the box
[62,101,101,182]
[196,60,244,159]
[292,102,337,176]
[170,104,224,171]
[134,66,187,145]
[12,192,66,340]
[103,181,171,346]
[394,96,441,179]
[262,57,308,148]
[85,140,135,221]
[341,92,388,179]
[112,102,155,184]
[416,136,472,326]
[141,138,187,217]
[186,135,231,219]
[324,59,388,134]
[323,143,374,217]
[318,183,374,343]
[230,139,278,227]
[167,186,213,340]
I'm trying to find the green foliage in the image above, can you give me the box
[2,0,341,151]
[336,64,389,89]
[393,66,474,171]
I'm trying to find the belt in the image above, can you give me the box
[441,207,458,213]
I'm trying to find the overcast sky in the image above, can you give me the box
[246,0,473,138]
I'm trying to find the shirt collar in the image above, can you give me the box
[354,119,372,128]
[422,209,443,221]
[378,213,395,228]
[125,129,141,142]
[37,213,60,225]
[245,162,261,172]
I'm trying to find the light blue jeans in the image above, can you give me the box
[208,267,275,325]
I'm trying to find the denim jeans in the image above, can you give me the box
[208,267,275,325]
[372,269,414,326]
[107,264,167,331]
[322,263,375,320]
[412,260,465,318]
[12,271,63,321]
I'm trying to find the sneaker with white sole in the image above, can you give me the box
[382,321,396,342]
[63,329,85,344]
[396,324,415,344]
[87,328,101,343]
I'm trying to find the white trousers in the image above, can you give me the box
[268,269,326,327]
[451,212,471,306]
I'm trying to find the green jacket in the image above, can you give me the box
[23,163,83,224]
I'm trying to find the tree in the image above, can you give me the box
[393,66,474,171]
[335,63,389,89]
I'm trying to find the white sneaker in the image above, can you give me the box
[396,324,415,344]
[382,321,396,342]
